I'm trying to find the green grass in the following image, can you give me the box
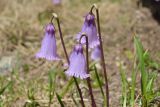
[0,0,160,107]
[120,36,160,107]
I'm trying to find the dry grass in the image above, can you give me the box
[0,0,160,106]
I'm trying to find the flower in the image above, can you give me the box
[65,44,89,79]
[76,13,100,48]
[35,23,60,61]
[91,45,101,61]
[52,0,61,5]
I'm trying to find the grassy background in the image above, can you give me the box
[0,0,160,106]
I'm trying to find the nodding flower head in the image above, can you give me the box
[91,45,101,61]
[85,13,95,25]
[65,44,89,79]
[35,23,60,61]
[45,23,55,34]
[76,13,100,49]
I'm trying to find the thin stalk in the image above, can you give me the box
[51,13,85,107]
[90,4,109,107]
[80,34,97,107]
[51,13,69,62]
[56,93,65,107]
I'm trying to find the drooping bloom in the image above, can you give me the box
[35,23,60,61]
[91,45,101,61]
[52,0,61,5]
[65,44,89,79]
[76,13,100,48]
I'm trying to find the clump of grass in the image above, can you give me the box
[48,69,57,106]
[120,35,160,107]
[0,0,160,106]
[24,88,40,107]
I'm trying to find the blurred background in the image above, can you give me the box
[0,0,160,106]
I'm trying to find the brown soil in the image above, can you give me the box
[0,0,160,106]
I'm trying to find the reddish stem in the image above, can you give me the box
[90,5,110,107]
[79,34,97,107]
[51,14,85,107]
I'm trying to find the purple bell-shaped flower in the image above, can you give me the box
[35,23,60,61]
[76,13,100,48]
[91,45,101,61]
[65,44,89,79]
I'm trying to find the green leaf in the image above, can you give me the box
[134,36,148,106]
[130,58,138,107]
[0,81,12,95]
[146,73,157,92]
[60,78,74,97]
[48,69,57,106]
[93,65,104,97]
[120,63,127,107]
[71,94,79,107]
[56,93,65,107]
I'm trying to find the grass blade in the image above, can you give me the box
[119,63,127,107]
[56,93,65,107]
[71,93,79,107]
[134,36,148,106]
[0,81,12,95]
[93,65,105,106]
[146,73,156,93]
[93,65,104,97]
[130,58,137,107]
[60,78,74,97]
[48,69,57,106]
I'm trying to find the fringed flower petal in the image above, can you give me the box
[65,44,89,79]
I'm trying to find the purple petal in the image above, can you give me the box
[65,44,89,79]
[52,0,61,5]
[91,45,101,61]
[35,24,60,61]
[76,13,100,48]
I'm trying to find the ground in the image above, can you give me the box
[0,0,160,107]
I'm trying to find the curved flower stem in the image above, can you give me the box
[79,34,97,107]
[51,13,69,62]
[90,4,109,107]
[90,5,95,14]
[51,13,85,107]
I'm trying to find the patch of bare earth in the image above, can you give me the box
[0,0,159,106]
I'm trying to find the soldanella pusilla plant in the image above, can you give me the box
[35,4,160,107]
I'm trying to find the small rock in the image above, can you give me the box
[0,56,20,74]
